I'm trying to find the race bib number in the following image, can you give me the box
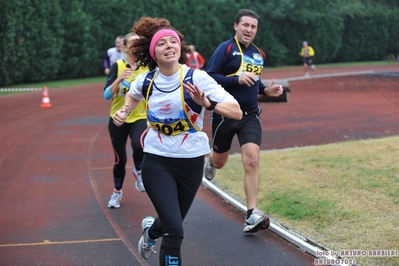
[118,80,130,96]
[149,120,190,136]
[243,62,263,76]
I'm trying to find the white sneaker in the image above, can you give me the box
[244,216,270,233]
[133,167,145,192]
[107,190,123,208]
[311,64,316,71]
[304,72,310,77]
[204,161,216,181]
[138,216,157,259]
[243,208,266,233]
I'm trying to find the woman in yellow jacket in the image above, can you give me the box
[300,40,316,77]
[103,33,148,208]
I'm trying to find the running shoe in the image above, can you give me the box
[138,216,157,259]
[107,189,123,208]
[304,72,310,77]
[132,167,145,192]
[244,216,270,233]
[243,208,266,233]
[311,64,316,71]
[204,161,216,181]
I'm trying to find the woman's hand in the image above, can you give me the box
[113,105,130,126]
[119,68,133,81]
[183,82,210,108]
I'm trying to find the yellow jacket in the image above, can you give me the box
[109,59,147,123]
[300,46,315,57]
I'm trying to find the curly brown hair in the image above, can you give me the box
[129,17,190,71]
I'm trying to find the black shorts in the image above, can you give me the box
[303,57,313,66]
[210,107,262,153]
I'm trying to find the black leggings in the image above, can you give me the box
[142,153,204,264]
[108,117,147,190]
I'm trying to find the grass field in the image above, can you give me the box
[0,76,106,96]
[4,76,106,90]
[214,136,399,266]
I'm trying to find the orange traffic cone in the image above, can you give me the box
[40,86,52,108]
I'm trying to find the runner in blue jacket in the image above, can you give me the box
[205,8,283,233]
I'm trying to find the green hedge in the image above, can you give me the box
[0,0,397,86]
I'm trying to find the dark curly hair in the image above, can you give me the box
[129,17,190,71]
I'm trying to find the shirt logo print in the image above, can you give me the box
[159,103,172,114]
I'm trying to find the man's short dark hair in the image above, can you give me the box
[235,9,259,24]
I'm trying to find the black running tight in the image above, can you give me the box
[142,153,204,265]
[160,246,181,266]
[108,117,147,190]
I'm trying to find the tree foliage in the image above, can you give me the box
[0,0,397,86]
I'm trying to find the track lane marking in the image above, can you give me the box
[86,127,150,265]
[0,238,121,247]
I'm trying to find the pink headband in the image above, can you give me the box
[149,29,181,61]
